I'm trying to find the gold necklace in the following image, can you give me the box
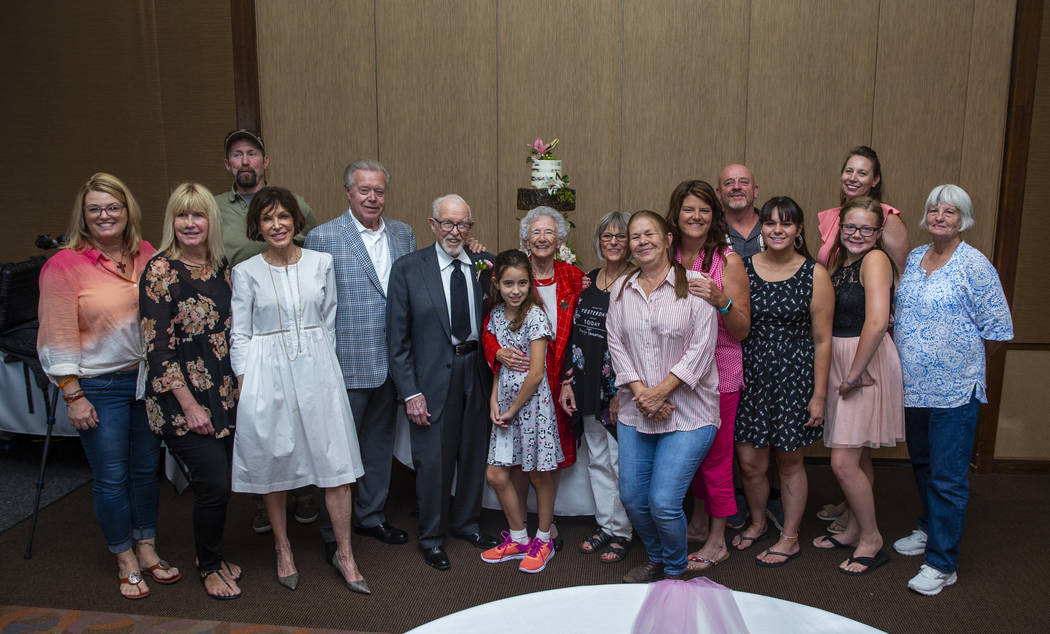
[267,258,303,362]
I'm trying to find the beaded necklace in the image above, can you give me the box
[266,255,303,362]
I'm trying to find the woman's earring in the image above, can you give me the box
[794,235,803,248]
[758,234,765,250]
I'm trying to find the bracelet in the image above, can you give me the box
[844,377,862,387]
[63,390,85,404]
[57,376,76,389]
[717,297,733,314]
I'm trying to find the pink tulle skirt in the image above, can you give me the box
[823,333,905,448]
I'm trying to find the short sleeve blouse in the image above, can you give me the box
[893,242,1013,407]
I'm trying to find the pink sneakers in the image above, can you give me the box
[481,531,531,563]
[519,538,555,574]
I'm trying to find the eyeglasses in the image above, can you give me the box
[530,228,557,238]
[600,233,627,242]
[434,220,473,232]
[840,223,878,237]
[85,204,126,216]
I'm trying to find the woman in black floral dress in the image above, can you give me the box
[140,183,241,600]
[732,197,834,568]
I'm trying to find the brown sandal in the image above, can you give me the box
[119,571,150,600]
[138,540,181,584]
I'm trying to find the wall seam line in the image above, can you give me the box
[373,0,381,159]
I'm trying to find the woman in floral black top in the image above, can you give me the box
[140,183,241,600]
[558,211,634,563]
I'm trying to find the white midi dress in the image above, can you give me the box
[230,249,364,493]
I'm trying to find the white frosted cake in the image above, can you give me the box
[530,159,562,188]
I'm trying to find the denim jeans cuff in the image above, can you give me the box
[132,527,157,542]
[107,539,135,555]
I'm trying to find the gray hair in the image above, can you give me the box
[519,206,568,244]
[592,210,631,260]
[431,194,472,220]
[920,184,975,233]
[343,159,391,189]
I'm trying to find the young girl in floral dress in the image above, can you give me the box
[480,250,562,574]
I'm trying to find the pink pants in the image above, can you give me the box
[690,390,740,517]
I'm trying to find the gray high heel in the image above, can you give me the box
[277,571,299,590]
[331,554,371,595]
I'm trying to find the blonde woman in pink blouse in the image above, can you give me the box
[37,172,178,600]
[607,210,720,584]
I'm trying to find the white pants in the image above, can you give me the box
[583,414,632,539]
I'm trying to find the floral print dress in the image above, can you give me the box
[140,255,238,438]
[487,304,563,472]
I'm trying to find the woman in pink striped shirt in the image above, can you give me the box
[607,210,720,583]
[664,180,751,571]
[37,173,177,600]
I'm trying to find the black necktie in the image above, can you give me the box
[450,259,471,341]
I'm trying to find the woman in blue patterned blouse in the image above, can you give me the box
[891,184,1013,597]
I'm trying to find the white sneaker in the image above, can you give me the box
[908,564,957,596]
[893,529,927,556]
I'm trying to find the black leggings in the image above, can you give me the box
[162,430,233,571]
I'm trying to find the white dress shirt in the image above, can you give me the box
[434,243,479,343]
[351,212,391,294]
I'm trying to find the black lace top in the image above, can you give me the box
[830,250,892,338]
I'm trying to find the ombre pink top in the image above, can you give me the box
[37,242,155,381]
[606,267,720,433]
[678,247,745,394]
[817,202,902,265]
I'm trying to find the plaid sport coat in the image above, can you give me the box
[305,211,416,389]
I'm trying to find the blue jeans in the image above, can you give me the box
[618,423,717,575]
[904,391,980,574]
[78,370,160,554]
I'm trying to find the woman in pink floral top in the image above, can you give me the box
[140,183,241,599]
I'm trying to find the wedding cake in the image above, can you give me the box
[519,137,575,212]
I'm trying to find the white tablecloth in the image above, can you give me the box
[407,583,884,634]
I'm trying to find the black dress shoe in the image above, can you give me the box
[353,522,409,544]
[452,531,499,549]
[420,546,450,571]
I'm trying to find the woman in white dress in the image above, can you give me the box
[230,187,369,594]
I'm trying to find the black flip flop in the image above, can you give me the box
[732,525,770,552]
[755,549,801,568]
[840,549,890,576]
[200,569,241,600]
[813,533,852,550]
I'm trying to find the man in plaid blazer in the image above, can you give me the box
[305,160,416,552]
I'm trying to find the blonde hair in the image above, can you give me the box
[157,182,224,269]
[64,172,144,254]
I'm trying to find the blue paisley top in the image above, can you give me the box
[893,242,1012,408]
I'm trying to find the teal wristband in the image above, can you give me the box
[717,297,733,314]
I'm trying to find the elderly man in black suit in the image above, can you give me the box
[387,194,498,570]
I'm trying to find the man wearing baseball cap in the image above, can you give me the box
[216,129,318,266]
[215,129,320,534]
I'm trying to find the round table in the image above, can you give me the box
[407,583,883,634]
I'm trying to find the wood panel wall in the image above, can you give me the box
[994,2,1050,460]
[0,0,236,261]
[254,0,1014,270]
[1013,1,1050,344]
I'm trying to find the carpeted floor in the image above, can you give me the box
[1,459,1047,633]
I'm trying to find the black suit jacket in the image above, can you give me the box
[386,245,494,421]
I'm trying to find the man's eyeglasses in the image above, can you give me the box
[434,220,473,232]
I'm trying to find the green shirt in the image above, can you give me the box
[215,187,318,266]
